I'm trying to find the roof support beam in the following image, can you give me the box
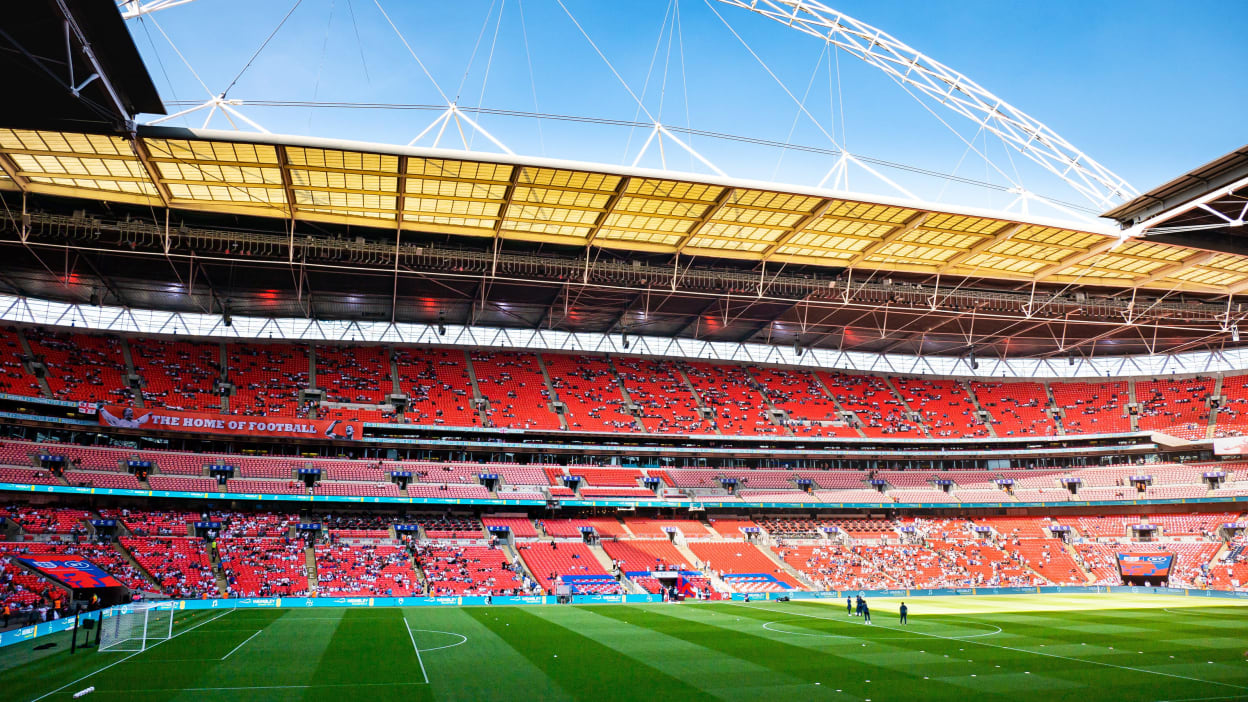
[937,223,1024,273]
[1031,237,1122,282]
[671,298,721,338]
[492,166,524,240]
[1129,252,1218,289]
[844,211,928,268]
[584,177,631,246]
[276,145,298,220]
[761,199,834,260]
[674,188,736,254]
[0,153,29,191]
[129,139,171,207]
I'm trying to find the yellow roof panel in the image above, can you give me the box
[7,128,1248,294]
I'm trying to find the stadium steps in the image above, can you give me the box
[499,541,537,588]
[757,542,816,588]
[676,365,723,435]
[14,327,54,399]
[387,346,400,395]
[462,350,491,427]
[218,342,230,413]
[882,377,933,438]
[605,358,648,433]
[1043,381,1067,435]
[585,542,633,591]
[534,353,570,431]
[812,372,867,438]
[961,379,998,438]
[741,367,794,436]
[304,545,318,594]
[671,541,705,572]
[306,344,319,420]
[1062,541,1096,583]
[1127,378,1139,432]
[1208,374,1225,440]
[118,338,145,409]
[112,540,163,593]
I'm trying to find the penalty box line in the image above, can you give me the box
[402,616,431,685]
[729,602,1248,693]
[30,608,237,702]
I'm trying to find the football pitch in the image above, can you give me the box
[2,595,1248,702]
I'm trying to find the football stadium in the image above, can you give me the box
[1,1,1247,700]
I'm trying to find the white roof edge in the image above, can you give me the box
[139,125,1120,237]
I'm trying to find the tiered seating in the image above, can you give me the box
[148,475,218,493]
[756,516,834,539]
[482,515,537,537]
[705,517,756,538]
[25,330,130,403]
[0,541,150,592]
[544,354,637,432]
[1148,513,1233,536]
[1136,377,1214,440]
[0,327,40,398]
[1215,374,1248,437]
[0,544,68,608]
[407,484,491,499]
[315,344,391,404]
[625,518,710,539]
[780,544,900,590]
[813,489,887,503]
[63,470,142,490]
[226,342,309,417]
[130,338,221,411]
[568,467,642,487]
[686,542,800,591]
[956,489,1015,503]
[818,371,922,437]
[226,479,307,495]
[1069,516,1135,537]
[120,536,217,597]
[974,516,1053,538]
[971,381,1057,437]
[0,467,61,486]
[1011,539,1086,584]
[601,539,692,573]
[416,544,527,595]
[1145,484,1208,499]
[894,378,988,438]
[215,511,294,537]
[613,357,713,435]
[313,482,402,497]
[749,367,855,437]
[515,540,620,594]
[218,537,308,597]
[393,348,479,427]
[99,508,195,536]
[1051,381,1130,434]
[682,361,778,436]
[472,352,560,430]
[890,488,958,503]
[412,515,482,539]
[1,506,89,534]
[833,517,897,539]
[314,541,419,596]
[579,486,656,498]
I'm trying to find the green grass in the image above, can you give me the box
[3,595,1248,701]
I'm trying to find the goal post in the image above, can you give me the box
[98,602,175,653]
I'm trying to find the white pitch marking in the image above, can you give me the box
[220,630,262,660]
[31,608,237,702]
[402,617,430,685]
[405,629,469,652]
[732,603,1248,693]
[762,619,1001,640]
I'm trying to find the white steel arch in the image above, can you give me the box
[3,294,1244,381]
[711,0,1139,210]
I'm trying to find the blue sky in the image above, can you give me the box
[127,0,1248,215]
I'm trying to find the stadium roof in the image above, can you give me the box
[4,126,1248,296]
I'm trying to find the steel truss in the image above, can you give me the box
[713,0,1138,210]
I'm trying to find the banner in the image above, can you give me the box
[97,405,361,441]
[1214,437,1248,456]
[1117,553,1173,578]
[16,555,123,589]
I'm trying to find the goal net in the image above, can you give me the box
[98,602,174,653]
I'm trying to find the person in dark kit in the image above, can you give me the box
[899,601,908,625]
[847,596,853,616]
[861,601,871,624]
[855,595,865,617]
